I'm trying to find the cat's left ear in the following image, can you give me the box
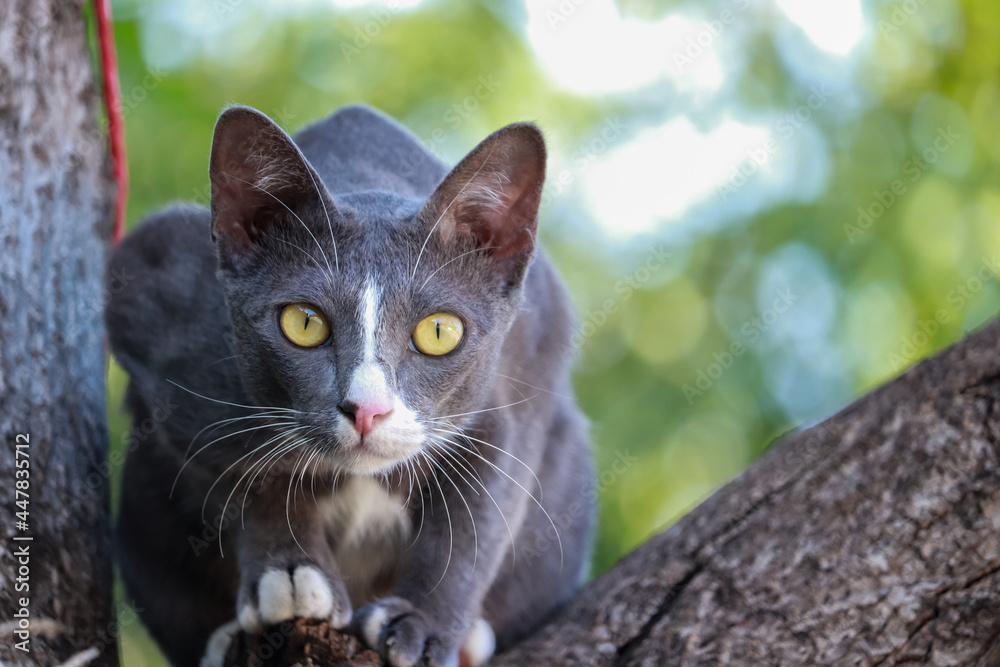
[419,122,546,284]
[209,105,335,264]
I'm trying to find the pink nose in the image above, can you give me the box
[339,400,392,437]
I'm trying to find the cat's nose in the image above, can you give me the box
[339,399,392,437]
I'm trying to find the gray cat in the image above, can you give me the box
[106,104,594,667]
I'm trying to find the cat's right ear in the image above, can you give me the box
[209,105,334,265]
[417,122,547,287]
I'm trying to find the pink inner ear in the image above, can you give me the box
[455,170,539,258]
[211,169,275,255]
[210,106,339,263]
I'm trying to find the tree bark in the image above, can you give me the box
[0,1,117,666]
[223,315,1000,666]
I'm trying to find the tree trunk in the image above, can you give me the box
[0,1,117,666]
[223,315,1000,666]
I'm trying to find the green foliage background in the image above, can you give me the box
[100,0,1000,663]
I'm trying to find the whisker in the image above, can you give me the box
[183,410,297,463]
[167,379,308,414]
[402,457,416,507]
[429,450,477,572]
[496,373,573,400]
[207,354,239,368]
[193,411,299,436]
[302,163,339,272]
[428,442,481,495]
[419,246,495,291]
[432,428,563,569]
[224,436,300,538]
[259,430,309,483]
[209,430,300,554]
[203,425,304,523]
[224,438,298,552]
[286,446,313,558]
[421,450,454,592]
[407,452,432,552]
[308,433,327,506]
[239,428,310,521]
[270,236,327,276]
[431,423,545,500]
[288,446,310,511]
[411,141,498,281]
[173,419,299,497]
[427,436,516,566]
[223,173,335,280]
[299,445,322,506]
[429,395,538,422]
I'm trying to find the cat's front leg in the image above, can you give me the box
[355,458,519,667]
[234,479,352,633]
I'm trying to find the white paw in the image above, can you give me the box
[239,565,351,633]
[361,602,391,648]
[200,620,240,667]
[356,598,485,667]
[461,618,495,667]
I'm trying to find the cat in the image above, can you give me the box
[106,103,594,667]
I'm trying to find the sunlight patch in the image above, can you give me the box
[777,0,864,55]
[583,117,773,238]
[525,0,725,95]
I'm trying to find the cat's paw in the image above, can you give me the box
[354,598,494,667]
[354,597,455,667]
[460,618,496,667]
[237,564,352,633]
[200,620,239,667]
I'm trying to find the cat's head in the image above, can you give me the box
[208,106,545,475]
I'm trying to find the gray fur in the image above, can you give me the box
[107,104,594,667]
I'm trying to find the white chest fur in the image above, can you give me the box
[318,476,412,606]
[312,476,495,667]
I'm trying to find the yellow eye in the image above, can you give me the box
[279,303,331,348]
[412,313,464,356]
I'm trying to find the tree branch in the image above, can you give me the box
[225,316,1000,666]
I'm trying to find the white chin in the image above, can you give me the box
[328,413,426,475]
[329,445,414,476]
[344,454,400,476]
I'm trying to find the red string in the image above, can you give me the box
[94,0,128,244]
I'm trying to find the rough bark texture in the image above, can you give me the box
[492,316,1000,666]
[222,619,381,667]
[223,316,1000,666]
[0,1,116,665]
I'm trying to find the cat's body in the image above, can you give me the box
[107,105,593,667]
